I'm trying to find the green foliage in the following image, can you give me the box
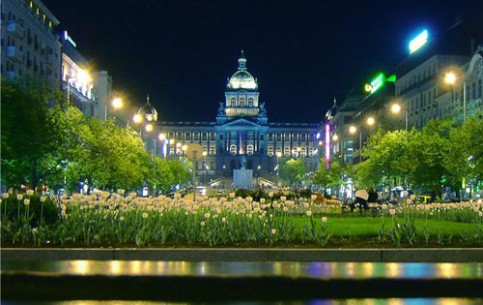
[312,159,350,191]
[279,158,303,186]
[356,129,411,188]
[406,120,452,193]
[1,78,69,189]
[148,157,191,194]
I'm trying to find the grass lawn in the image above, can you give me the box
[290,215,481,238]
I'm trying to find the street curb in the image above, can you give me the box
[2,248,483,262]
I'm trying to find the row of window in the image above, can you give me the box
[161,131,317,143]
[267,133,315,142]
[228,96,256,107]
[267,146,315,157]
[165,131,216,142]
[396,63,437,95]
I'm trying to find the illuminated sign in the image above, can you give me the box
[63,31,77,48]
[370,73,385,93]
[409,30,428,54]
[325,123,330,169]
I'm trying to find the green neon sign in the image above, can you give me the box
[370,73,385,93]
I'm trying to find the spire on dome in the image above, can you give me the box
[238,50,247,71]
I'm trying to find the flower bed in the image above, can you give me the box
[1,191,482,247]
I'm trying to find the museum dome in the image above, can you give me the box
[227,51,258,90]
[137,95,158,122]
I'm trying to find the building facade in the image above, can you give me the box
[60,30,96,117]
[1,0,61,86]
[150,53,321,185]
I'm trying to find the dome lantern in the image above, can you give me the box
[137,95,158,122]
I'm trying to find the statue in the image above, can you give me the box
[259,102,267,116]
[217,102,225,116]
[240,156,247,169]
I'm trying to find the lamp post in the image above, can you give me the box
[202,151,208,186]
[158,133,166,158]
[105,97,123,121]
[391,103,408,131]
[444,71,466,121]
[276,151,282,187]
[349,116,375,163]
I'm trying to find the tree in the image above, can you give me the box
[64,119,151,192]
[279,158,303,186]
[313,159,347,190]
[406,120,452,196]
[1,78,72,190]
[147,157,191,194]
[446,117,483,197]
[355,129,411,189]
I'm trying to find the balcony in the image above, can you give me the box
[6,46,22,62]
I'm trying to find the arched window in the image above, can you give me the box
[248,97,254,107]
[230,97,236,107]
[301,147,307,157]
[284,147,291,156]
[230,144,237,155]
[308,147,314,156]
[267,146,274,157]
[239,97,245,107]
[247,145,254,155]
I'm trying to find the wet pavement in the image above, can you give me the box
[2,260,483,279]
[2,261,483,302]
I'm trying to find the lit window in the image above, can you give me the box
[284,147,290,156]
[308,147,314,156]
[230,145,237,155]
[301,147,307,156]
[247,145,254,155]
[267,146,274,156]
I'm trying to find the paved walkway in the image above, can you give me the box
[2,248,483,262]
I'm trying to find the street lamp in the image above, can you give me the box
[444,71,466,121]
[349,117,376,163]
[276,151,282,187]
[391,102,408,131]
[202,151,208,186]
[105,97,123,120]
[158,133,166,157]
[133,113,143,124]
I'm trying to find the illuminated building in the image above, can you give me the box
[150,52,320,186]
[1,0,61,87]
[61,31,95,117]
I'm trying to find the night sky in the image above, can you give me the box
[42,0,480,123]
